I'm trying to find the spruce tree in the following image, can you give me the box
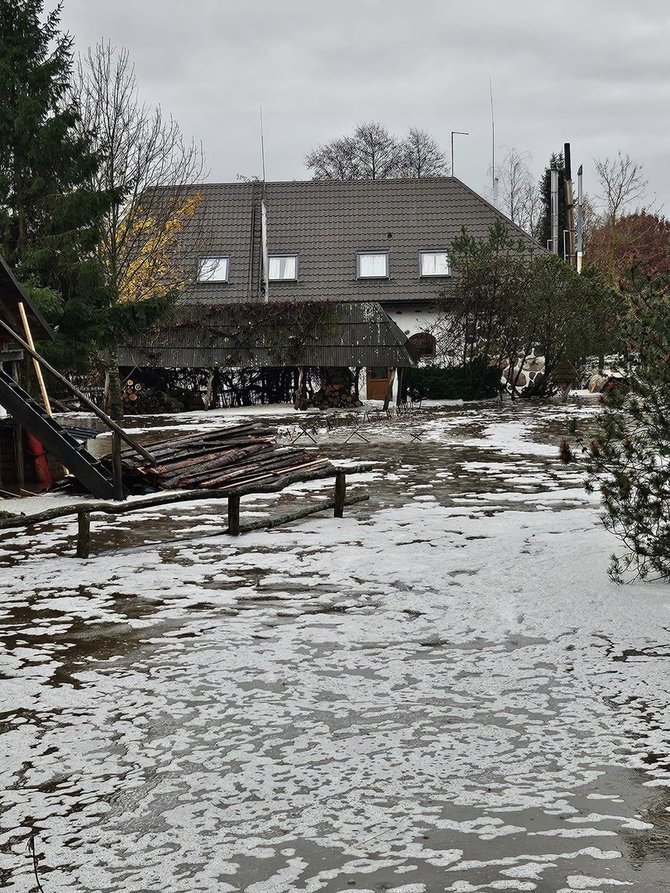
[0,0,114,367]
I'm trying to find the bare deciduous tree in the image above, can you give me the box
[74,42,207,416]
[401,127,448,178]
[594,151,648,282]
[494,147,542,236]
[352,122,403,179]
[306,122,447,180]
[305,136,360,180]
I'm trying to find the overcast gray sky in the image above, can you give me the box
[57,0,670,214]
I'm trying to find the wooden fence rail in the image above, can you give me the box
[0,464,373,558]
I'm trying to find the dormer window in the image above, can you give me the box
[419,251,450,277]
[269,255,298,281]
[358,251,389,279]
[198,256,229,283]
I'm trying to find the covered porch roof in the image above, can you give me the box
[118,301,419,369]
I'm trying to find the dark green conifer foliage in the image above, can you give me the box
[584,272,670,580]
[0,0,114,367]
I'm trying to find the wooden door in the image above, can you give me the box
[366,366,392,400]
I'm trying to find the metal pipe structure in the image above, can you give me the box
[550,167,559,254]
[260,106,269,302]
[450,131,469,177]
[576,165,584,273]
[564,143,576,266]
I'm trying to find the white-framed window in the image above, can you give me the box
[357,251,389,279]
[419,251,450,277]
[268,255,298,281]
[197,256,229,283]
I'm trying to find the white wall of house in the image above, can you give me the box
[382,303,444,340]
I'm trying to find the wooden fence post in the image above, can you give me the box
[111,431,124,501]
[76,511,91,558]
[334,471,346,518]
[228,493,241,535]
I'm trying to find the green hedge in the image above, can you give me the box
[406,359,501,400]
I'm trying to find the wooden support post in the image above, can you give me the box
[111,431,124,501]
[10,362,24,489]
[334,470,346,518]
[228,493,241,535]
[12,418,24,489]
[18,302,52,415]
[76,511,91,558]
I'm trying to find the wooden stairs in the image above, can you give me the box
[0,369,115,499]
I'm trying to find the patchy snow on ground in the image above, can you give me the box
[1,401,669,892]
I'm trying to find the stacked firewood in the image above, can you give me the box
[109,422,333,492]
[122,379,142,409]
[122,379,181,414]
[308,368,362,409]
[309,388,363,409]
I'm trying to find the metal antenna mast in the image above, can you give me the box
[490,79,497,205]
[450,131,469,178]
[259,107,269,302]
[259,106,267,182]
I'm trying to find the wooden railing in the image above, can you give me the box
[0,465,372,558]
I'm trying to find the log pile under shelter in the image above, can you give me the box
[105,421,334,493]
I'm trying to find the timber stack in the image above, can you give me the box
[307,368,362,410]
[102,421,333,492]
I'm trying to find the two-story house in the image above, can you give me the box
[118,177,536,404]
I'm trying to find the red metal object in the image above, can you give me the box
[24,432,52,487]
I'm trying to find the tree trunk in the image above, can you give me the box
[382,368,397,411]
[205,369,215,409]
[294,366,305,410]
[104,345,124,420]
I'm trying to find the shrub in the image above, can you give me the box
[406,359,501,401]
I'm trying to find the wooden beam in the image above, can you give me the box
[0,350,24,363]
[241,494,369,535]
[18,302,52,415]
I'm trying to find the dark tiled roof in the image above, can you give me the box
[174,177,541,306]
[118,301,418,369]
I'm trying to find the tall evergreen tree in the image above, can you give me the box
[536,152,566,252]
[0,0,114,366]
